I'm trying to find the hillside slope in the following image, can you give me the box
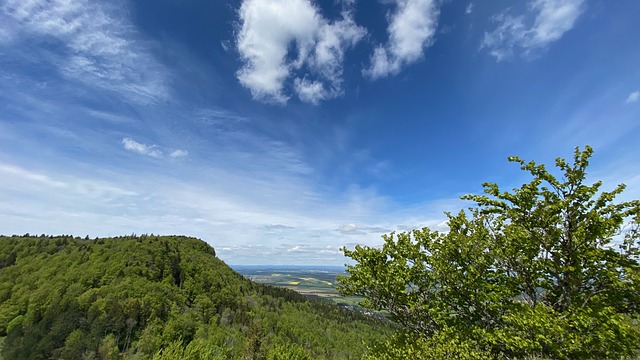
[0,235,389,359]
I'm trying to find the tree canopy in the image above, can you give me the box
[338,146,640,359]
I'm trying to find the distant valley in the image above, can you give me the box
[232,265,365,310]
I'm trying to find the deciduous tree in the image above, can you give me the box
[338,146,640,359]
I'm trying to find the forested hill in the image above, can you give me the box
[0,235,389,359]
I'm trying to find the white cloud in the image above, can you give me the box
[0,163,138,206]
[626,91,640,104]
[0,154,462,265]
[122,138,163,158]
[263,224,295,231]
[122,138,189,159]
[0,21,13,43]
[294,78,327,105]
[482,0,584,61]
[466,3,474,15]
[0,164,67,188]
[86,109,133,124]
[1,0,168,103]
[364,0,440,79]
[169,149,189,159]
[308,12,365,89]
[193,108,248,125]
[336,223,391,235]
[235,0,365,104]
[287,245,305,252]
[220,40,230,52]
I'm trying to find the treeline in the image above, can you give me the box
[0,234,390,359]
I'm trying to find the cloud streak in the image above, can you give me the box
[1,0,168,103]
[481,0,585,61]
[0,155,459,265]
[169,149,189,159]
[122,138,163,158]
[122,138,188,160]
[336,223,391,235]
[626,91,640,104]
[466,3,474,15]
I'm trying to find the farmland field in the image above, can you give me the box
[232,265,365,308]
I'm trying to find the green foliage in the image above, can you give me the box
[0,234,390,359]
[338,146,640,359]
[98,334,120,360]
[266,342,312,360]
[152,339,226,360]
[365,328,491,360]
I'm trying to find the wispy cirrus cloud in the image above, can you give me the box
[0,163,67,188]
[122,138,163,158]
[122,138,188,160]
[365,0,440,79]
[169,149,189,159]
[466,3,474,15]
[235,0,365,104]
[0,0,168,103]
[626,91,640,104]
[0,153,461,265]
[0,20,12,43]
[262,224,295,231]
[336,223,391,236]
[481,0,585,61]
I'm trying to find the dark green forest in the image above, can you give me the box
[0,234,390,359]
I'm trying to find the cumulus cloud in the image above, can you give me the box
[481,0,585,61]
[294,78,326,105]
[364,0,440,79]
[235,0,365,104]
[626,91,640,104]
[1,0,168,102]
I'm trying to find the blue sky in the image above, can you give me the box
[0,0,638,265]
